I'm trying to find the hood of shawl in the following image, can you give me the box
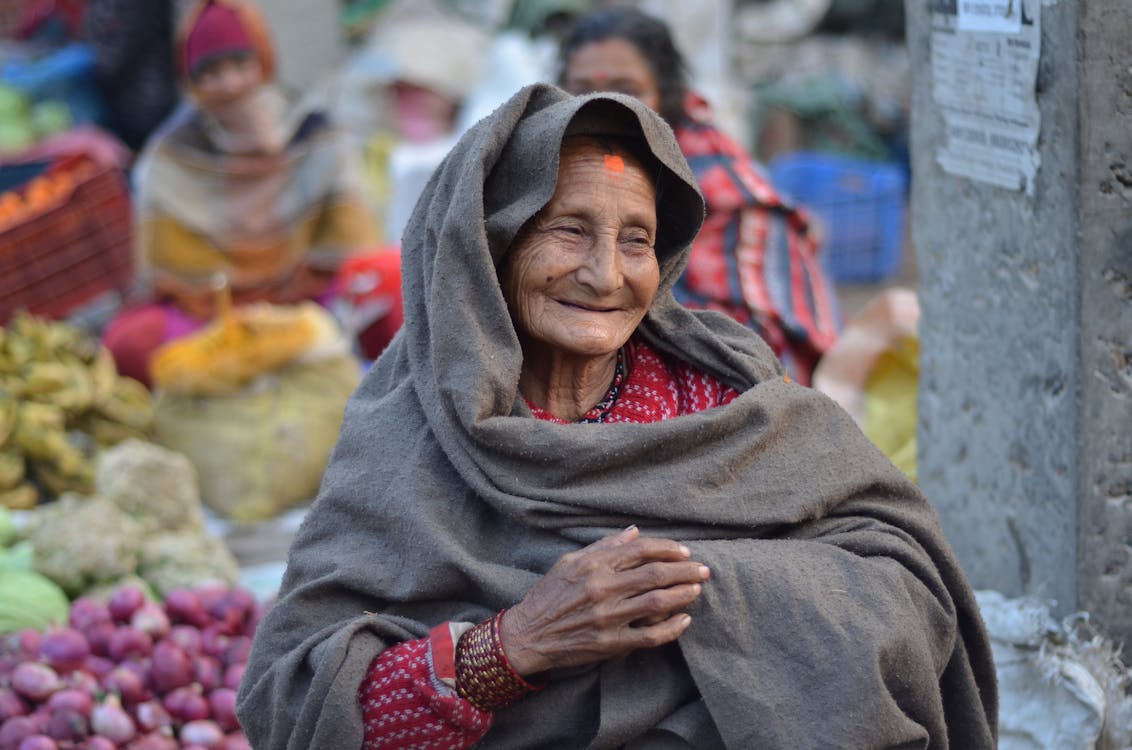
[481,89,706,290]
[387,83,773,446]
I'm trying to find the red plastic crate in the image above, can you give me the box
[0,154,133,324]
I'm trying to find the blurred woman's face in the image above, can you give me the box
[192,53,264,110]
[562,38,662,114]
[501,137,659,362]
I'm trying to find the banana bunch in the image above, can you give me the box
[0,313,154,508]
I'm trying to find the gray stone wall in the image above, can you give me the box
[908,0,1132,644]
[1075,3,1132,642]
[908,0,1079,613]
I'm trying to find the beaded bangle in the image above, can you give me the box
[455,610,543,712]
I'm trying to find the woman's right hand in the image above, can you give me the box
[498,526,710,677]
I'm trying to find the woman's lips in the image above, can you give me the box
[559,300,618,313]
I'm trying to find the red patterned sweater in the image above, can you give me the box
[358,340,740,749]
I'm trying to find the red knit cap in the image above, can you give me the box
[183,1,255,78]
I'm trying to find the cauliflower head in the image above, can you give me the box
[95,439,204,533]
[138,530,239,598]
[27,493,143,596]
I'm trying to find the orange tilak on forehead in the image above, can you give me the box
[603,154,625,173]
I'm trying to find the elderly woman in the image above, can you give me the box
[237,85,996,749]
[558,7,840,386]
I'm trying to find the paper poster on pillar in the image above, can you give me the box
[929,0,1042,195]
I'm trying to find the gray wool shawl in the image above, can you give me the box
[237,84,997,749]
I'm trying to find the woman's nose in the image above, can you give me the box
[577,234,623,293]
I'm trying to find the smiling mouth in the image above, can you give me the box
[560,300,619,313]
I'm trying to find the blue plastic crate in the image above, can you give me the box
[768,152,908,283]
[0,43,105,125]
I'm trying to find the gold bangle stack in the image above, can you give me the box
[455,610,542,712]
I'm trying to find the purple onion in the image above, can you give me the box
[124,733,178,750]
[222,663,244,692]
[90,696,135,745]
[36,629,90,675]
[16,735,57,750]
[207,689,239,734]
[161,686,208,723]
[0,690,27,723]
[199,629,229,661]
[43,707,87,742]
[220,637,250,670]
[101,667,147,706]
[0,716,41,750]
[193,586,228,618]
[129,605,169,642]
[107,587,146,624]
[132,700,172,734]
[10,631,40,660]
[207,603,243,637]
[165,626,202,657]
[107,628,152,663]
[162,590,209,629]
[45,689,92,717]
[192,657,221,694]
[69,598,112,633]
[220,733,251,750]
[10,663,61,702]
[84,622,117,659]
[83,737,116,750]
[148,642,192,695]
[178,720,223,749]
[65,669,101,695]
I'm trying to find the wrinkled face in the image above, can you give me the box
[562,38,662,115]
[501,137,659,361]
[192,53,264,110]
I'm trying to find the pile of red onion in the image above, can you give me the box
[0,584,267,750]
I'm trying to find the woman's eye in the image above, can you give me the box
[621,236,654,254]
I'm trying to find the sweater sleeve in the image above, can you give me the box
[358,629,493,750]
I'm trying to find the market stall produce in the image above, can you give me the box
[0,315,152,509]
[19,440,238,600]
[0,581,262,749]
[149,301,361,523]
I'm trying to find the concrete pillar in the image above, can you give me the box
[907,0,1132,644]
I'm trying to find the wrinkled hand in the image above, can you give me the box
[499,526,710,676]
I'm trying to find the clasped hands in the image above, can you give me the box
[499,525,710,677]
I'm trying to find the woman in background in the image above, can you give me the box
[559,6,839,384]
[103,0,400,385]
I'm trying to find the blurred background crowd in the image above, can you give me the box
[0,0,922,543]
[0,0,924,571]
[0,0,920,476]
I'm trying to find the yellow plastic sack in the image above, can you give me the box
[152,353,362,522]
[813,288,920,481]
[861,335,918,482]
[151,300,339,397]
